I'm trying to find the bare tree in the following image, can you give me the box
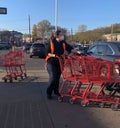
[78,25,87,32]
[32,24,38,41]
[37,20,51,39]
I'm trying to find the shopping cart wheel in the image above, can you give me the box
[111,104,119,111]
[4,79,7,83]
[9,79,13,83]
[81,100,88,107]
[15,77,17,80]
[58,97,63,102]
[99,103,105,108]
[21,76,24,80]
[30,55,33,58]
[24,73,27,78]
[69,99,74,105]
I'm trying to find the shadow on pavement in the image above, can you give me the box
[0,78,118,128]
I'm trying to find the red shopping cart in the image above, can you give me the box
[1,50,27,82]
[58,55,120,110]
[73,56,120,109]
[58,55,92,102]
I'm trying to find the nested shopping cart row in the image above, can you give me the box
[58,55,120,110]
[1,50,27,82]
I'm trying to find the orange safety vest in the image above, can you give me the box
[46,39,66,62]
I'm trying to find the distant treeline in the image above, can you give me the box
[73,23,120,43]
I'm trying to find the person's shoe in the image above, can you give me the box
[47,95,53,100]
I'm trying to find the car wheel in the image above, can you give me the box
[30,55,33,58]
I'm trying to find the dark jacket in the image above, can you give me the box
[46,38,73,64]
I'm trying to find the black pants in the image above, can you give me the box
[46,60,61,96]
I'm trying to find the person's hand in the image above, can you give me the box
[48,53,56,57]
[76,51,86,56]
[77,51,81,54]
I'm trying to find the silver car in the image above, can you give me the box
[87,42,120,61]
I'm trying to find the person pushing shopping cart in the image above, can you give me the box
[45,30,81,99]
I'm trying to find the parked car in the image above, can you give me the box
[23,43,33,52]
[87,41,120,61]
[30,43,47,58]
[0,42,11,50]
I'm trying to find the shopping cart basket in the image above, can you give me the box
[58,55,120,110]
[1,50,27,82]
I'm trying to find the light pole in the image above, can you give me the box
[111,24,113,41]
[28,15,31,42]
[55,0,58,31]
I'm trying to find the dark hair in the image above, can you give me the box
[50,30,62,40]
[55,30,62,36]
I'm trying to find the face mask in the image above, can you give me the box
[60,35,64,41]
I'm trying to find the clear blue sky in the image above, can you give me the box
[1,0,120,33]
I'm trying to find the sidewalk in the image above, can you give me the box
[0,70,120,128]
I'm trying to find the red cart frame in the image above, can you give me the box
[58,55,120,110]
[1,50,27,82]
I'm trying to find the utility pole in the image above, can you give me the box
[28,15,31,42]
[71,28,73,41]
[111,24,113,41]
[55,0,58,31]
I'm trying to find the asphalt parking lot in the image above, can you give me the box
[0,50,120,128]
